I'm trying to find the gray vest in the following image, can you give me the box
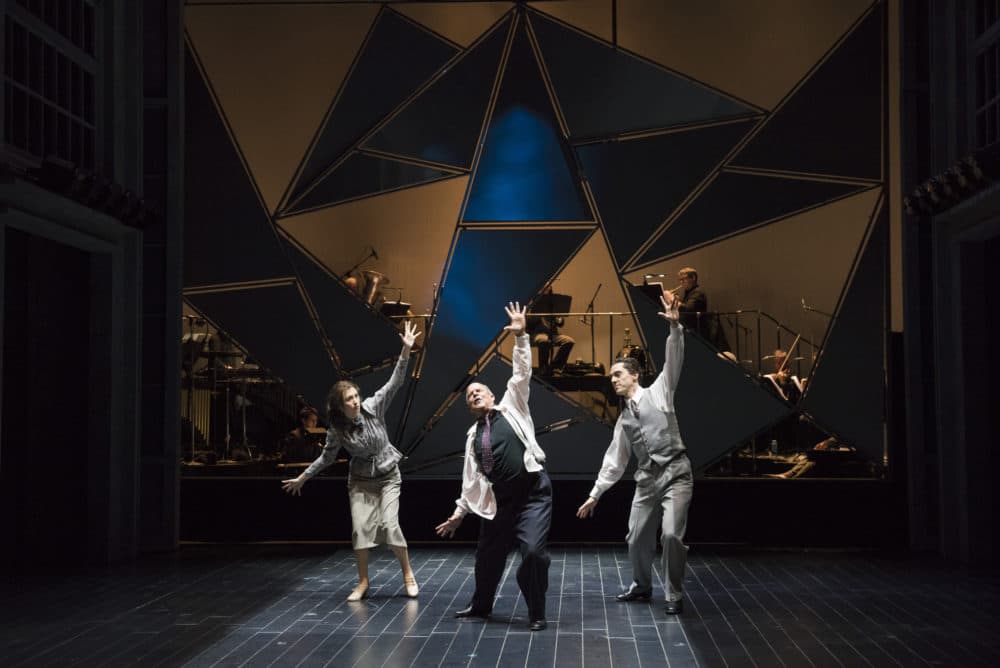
[620,391,685,469]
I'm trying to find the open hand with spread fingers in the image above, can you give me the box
[503,301,527,335]
[282,475,306,496]
[435,514,463,538]
[400,319,421,350]
[658,291,680,323]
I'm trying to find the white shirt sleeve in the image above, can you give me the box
[454,430,496,519]
[503,333,532,417]
[650,321,684,411]
[588,418,631,499]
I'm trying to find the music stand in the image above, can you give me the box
[639,282,664,304]
[380,301,411,318]
[531,292,572,318]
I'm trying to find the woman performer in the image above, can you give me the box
[282,320,421,601]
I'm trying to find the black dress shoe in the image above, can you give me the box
[664,599,684,615]
[616,585,653,602]
[529,619,548,631]
[454,605,490,619]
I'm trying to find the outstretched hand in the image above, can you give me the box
[435,514,463,538]
[504,301,527,335]
[576,497,598,519]
[657,291,679,323]
[400,320,421,348]
[282,476,306,496]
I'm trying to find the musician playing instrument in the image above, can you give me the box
[281,406,323,463]
[763,348,803,403]
[676,268,706,320]
[527,285,575,375]
[282,321,421,602]
[676,267,730,351]
[344,275,363,298]
[761,347,805,453]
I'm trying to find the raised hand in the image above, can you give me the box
[503,301,527,335]
[400,320,421,348]
[657,291,679,323]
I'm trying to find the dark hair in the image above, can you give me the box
[326,380,361,435]
[298,406,318,422]
[613,357,642,380]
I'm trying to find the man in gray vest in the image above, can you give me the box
[576,291,693,615]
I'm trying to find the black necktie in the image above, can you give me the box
[480,414,494,474]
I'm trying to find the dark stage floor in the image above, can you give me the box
[2,545,998,667]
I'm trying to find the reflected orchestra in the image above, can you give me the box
[182,262,880,483]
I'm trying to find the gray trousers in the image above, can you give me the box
[626,454,693,602]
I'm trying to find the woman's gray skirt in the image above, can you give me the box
[347,466,407,550]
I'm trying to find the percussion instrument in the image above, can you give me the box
[619,344,647,372]
[362,270,389,306]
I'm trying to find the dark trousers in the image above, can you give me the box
[471,470,552,621]
[533,333,574,374]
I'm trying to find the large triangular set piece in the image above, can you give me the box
[182,2,887,472]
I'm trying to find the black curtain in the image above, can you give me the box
[2,229,92,567]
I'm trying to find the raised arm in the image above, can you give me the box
[653,291,684,397]
[368,320,421,418]
[502,302,532,414]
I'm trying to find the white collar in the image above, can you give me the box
[467,404,506,434]
[627,385,646,405]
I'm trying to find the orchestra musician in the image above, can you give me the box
[763,349,803,403]
[527,285,575,375]
[675,267,729,352]
[344,275,363,297]
[280,406,323,463]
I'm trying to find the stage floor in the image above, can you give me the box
[2,545,998,667]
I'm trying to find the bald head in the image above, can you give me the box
[465,382,495,417]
